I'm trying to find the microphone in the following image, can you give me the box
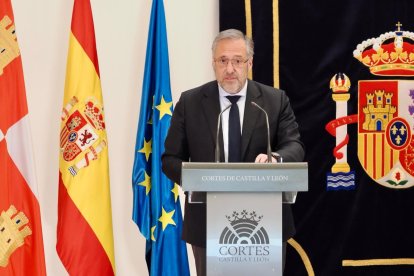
[251,102,272,163]
[215,104,232,162]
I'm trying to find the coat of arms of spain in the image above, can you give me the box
[326,22,414,190]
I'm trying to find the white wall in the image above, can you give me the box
[12,0,218,275]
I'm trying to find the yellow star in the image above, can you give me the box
[139,171,151,195]
[151,225,156,241]
[138,138,152,161]
[158,207,176,231]
[155,96,173,120]
[171,183,180,202]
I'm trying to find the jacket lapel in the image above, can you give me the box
[241,81,262,160]
[201,82,225,161]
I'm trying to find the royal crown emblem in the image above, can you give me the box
[0,205,32,267]
[330,73,351,93]
[0,15,20,76]
[84,99,105,130]
[353,22,414,76]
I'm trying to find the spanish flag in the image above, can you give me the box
[56,0,115,274]
[0,1,46,274]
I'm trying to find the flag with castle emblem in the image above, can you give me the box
[56,0,115,274]
[0,1,46,274]
[132,0,190,274]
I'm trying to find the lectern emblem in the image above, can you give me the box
[219,210,269,245]
[217,210,270,263]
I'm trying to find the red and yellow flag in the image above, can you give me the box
[56,0,115,274]
[0,1,47,275]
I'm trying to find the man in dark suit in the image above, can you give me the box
[162,29,305,276]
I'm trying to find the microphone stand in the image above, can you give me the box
[251,102,272,163]
[215,104,232,162]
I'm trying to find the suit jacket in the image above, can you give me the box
[162,79,305,247]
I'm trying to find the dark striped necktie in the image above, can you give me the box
[226,96,241,162]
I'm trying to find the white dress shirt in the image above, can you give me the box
[218,81,247,162]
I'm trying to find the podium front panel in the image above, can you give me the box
[182,162,308,192]
[207,192,282,276]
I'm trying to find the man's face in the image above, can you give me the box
[212,38,252,94]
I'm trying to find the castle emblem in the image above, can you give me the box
[0,15,20,76]
[0,205,32,267]
[60,96,107,176]
[326,23,414,190]
[361,89,396,131]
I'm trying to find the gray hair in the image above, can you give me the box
[212,29,254,58]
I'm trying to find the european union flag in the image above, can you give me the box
[132,0,190,275]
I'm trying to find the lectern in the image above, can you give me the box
[182,162,308,276]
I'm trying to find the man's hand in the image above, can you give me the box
[255,153,277,163]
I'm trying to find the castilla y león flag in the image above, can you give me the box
[56,0,115,274]
[0,1,46,275]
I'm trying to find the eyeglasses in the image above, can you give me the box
[214,57,249,68]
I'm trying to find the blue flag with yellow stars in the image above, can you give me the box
[132,0,190,274]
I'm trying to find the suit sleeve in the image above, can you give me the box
[162,93,189,184]
[274,91,305,162]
